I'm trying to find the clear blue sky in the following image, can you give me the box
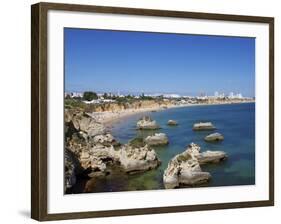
[65,28,255,97]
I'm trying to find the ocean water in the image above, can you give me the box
[76,103,255,193]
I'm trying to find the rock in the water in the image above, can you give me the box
[193,122,215,131]
[83,140,161,174]
[136,116,160,130]
[167,120,178,126]
[119,144,161,173]
[197,151,227,164]
[204,132,224,142]
[186,142,227,164]
[163,143,227,189]
[163,149,211,189]
[71,134,161,177]
[144,133,169,146]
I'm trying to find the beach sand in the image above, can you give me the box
[88,101,254,127]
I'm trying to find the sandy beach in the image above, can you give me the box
[89,106,165,125]
[89,101,254,126]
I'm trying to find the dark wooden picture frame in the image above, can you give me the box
[31,2,274,221]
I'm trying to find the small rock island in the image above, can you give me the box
[163,143,227,189]
[204,132,224,142]
[193,122,216,131]
[167,120,178,126]
[144,133,169,146]
[136,116,160,130]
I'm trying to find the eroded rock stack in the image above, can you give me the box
[144,133,169,146]
[192,122,216,131]
[204,132,224,142]
[163,143,227,189]
[136,116,160,130]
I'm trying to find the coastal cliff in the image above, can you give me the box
[64,109,161,191]
[87,100,173,113]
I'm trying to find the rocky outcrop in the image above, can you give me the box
[64,110,161,191]
[136,116,160,130]
[91,100,173,113]
[185,143,227,164]
[65,109,106,137]
[163,143,227,189]
[93,133,121,147]
[193,122,215,131]
[64,148,84,190]
[144,133,169,146]
[77,139,160,174]
[204,132,224,142]
[167,120,178,126]
[197,151,227,164]
[163,149,211,189]
[119,144,161,173]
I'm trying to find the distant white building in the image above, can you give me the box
[83,99,116,104]
[70,92,83,98]
[83,99,101,104]
[144,93,161,98]
[196,96,207,100]
[228,92,243,99]
[103,99,116,103]
[163,94,181,98]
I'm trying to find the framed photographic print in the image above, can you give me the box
[31,2,274,221]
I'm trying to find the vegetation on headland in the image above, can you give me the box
[83,91,98,101]
[129,137,146,148]
[65,91,255,112]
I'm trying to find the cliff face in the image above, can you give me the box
[91,100,173,112]
[64,109,161,192]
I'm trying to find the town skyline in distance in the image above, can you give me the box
[65,89,253,99]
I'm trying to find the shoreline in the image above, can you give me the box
[89,101,255,127]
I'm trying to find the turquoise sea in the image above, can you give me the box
[73,103,255,193]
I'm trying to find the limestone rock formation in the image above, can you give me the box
[64,110,161,191]
[144,133,169,146]
[163,143,227,189]
[118,144,161,173]
[167,120,178,126]
[197,151,227,164]
[163,149,211,189]
[78,139,160,174]
[186,143,227,164]
[65,109,106,137]
[204,132,224,142]
[64,148,84,190]
[136,116,160,130]
[193,122,216,131]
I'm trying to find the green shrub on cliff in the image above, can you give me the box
[65,99,86,109]
[177,153,192,163]
[129,137,145,148]
[83,91,98,101]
